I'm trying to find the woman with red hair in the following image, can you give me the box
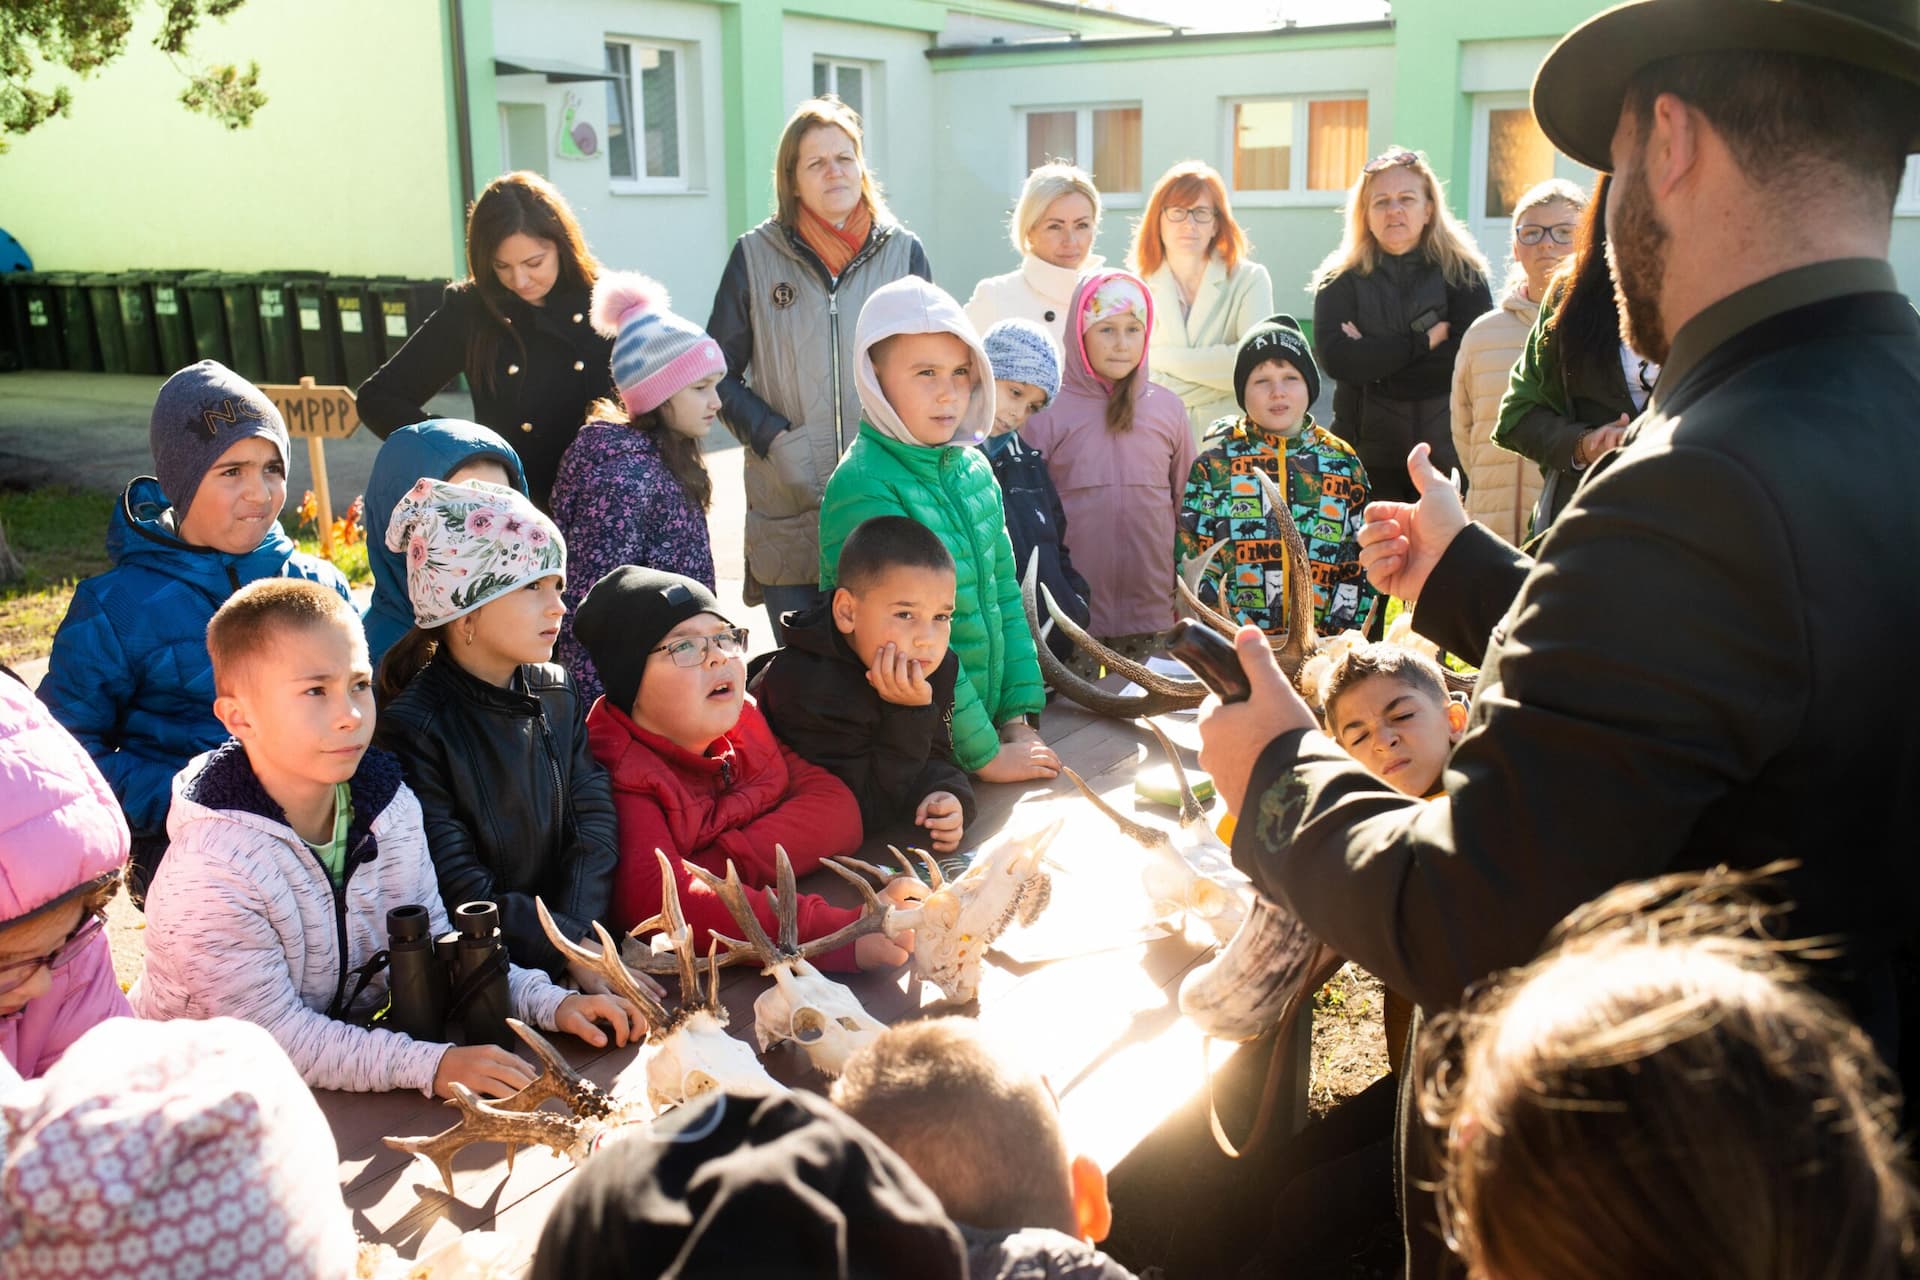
[1131,161,1274,447]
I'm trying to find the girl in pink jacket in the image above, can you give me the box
[0,670,132,1079]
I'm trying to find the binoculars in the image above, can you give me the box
[384,901,515,1049]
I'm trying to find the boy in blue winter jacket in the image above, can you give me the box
[39,361,350,905]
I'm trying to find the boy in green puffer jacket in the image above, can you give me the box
[817,278,1059,785]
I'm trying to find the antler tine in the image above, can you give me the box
[683,857,783,968]
[773,846,801,956]
[651,848,703,1000]
[830,854,899,884]
[1023,549,1195,720]
[1252,468,1319,677]
[493,1018,613,1120]
[794,859,891,962]
[1141,718,1209,830]
[1041,578,1204,699]
[822,857,892,912]
[887,843,945,891]
[535,898,671,1028]
[1060,764,1173,849]
[1177,541,1244,639]
[385,1082,587,1195]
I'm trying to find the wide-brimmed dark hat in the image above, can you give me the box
[1533,0,1920,171]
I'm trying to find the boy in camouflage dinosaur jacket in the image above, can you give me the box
[1177,315,1376,636]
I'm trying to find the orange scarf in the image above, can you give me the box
[796,201,872,279]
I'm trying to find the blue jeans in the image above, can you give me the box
[761,582,823,646]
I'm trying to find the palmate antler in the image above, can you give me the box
[384,1017,629,1193]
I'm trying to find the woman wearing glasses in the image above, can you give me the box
[965,162,1105,350]
[1450,180,1588,545]
[1133,162,1275,446]
[1493,174,1661,533]
[1311,148,1493,504]
[0,669,131,1079]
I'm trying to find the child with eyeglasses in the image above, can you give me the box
[372,480,619,982]
[0,669,130,1079]
[572,566,925,972]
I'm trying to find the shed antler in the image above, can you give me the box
[1023,550,1208,718]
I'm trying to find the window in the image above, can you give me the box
[605,39,686,189]
[813,58,869,124]
[1483,106,1556,221]
[1020,104,1142,196]
[1899,156,1920,215]
[1230,96,1367,196]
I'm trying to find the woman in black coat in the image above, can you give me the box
[357,171,616,509]
[1310,148,1492,503]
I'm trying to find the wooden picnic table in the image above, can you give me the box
[318,696,1311,1272]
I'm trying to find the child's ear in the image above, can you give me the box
[830,588,858,636]
[1445,696,1469,742]
[213,691,251,741]
[1069,1153,1112,1244]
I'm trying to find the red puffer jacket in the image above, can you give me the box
[586,696,866,970]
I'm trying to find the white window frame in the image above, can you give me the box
[813,57,875,129]
[1223,92,1368,208]
[1015,102,1145,206]
[1898,156,1920,216]
[605,36,691,195]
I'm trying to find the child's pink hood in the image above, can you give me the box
[0,676,127,923]
[854,276,997,447]
[1061,268,1159,403]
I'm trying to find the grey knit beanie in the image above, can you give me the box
[148,361,290,522]
[981,319,1061,403]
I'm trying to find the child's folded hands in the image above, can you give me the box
[916,791,965,853]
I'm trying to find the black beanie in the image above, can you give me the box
[573,565,726,714]
[1233,313,1321,411]
[531,1090,967,1280]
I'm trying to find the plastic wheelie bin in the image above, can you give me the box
[325,277,381,388]
[48,274,99,371]
[114,274,164,375]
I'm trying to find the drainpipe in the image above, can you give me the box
[448,0,477,214]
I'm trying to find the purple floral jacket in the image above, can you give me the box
[550,420,715,705]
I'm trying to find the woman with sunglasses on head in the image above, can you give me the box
[1450,179,1588,545]
[0,668,131,1079]
[1312,147,1493,504]
[1133,161,1276,447]
[1493,173,1662,534]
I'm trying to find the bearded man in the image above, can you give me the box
[1198,1,1920,1264]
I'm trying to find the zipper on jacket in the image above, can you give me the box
[323,831,378,1019]
[534,703,568,867]
[829,290,844,454]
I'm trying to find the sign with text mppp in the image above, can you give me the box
[259,377,361,555]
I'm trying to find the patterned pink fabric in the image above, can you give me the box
[0,1016,358,1279]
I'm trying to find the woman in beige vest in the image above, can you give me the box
[1449,179,1586,544]
[705,97,931,640]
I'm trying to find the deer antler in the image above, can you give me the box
[1252,468,1320,680]
[1023,549,1207,720]
[535,898,672,1029]
[384,1019,607,1193]
[1177,540,1244,639]
[1059,765,1174,850]
[1139,718,1211,834]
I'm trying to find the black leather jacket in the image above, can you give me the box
[375,650,617,977]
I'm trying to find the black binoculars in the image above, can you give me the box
[383,901,514,1049]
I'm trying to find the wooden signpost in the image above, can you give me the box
[259,377,360,555]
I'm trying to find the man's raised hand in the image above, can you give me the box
[1356,442,1469,604]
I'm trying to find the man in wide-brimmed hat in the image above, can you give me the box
[1198,0,1920,1270]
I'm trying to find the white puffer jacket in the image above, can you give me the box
[130,742,569,1095]
[1450,282,1544,545]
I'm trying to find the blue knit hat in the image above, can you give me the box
[148,361,290,522]
[590,272,726,416]
[982,319,1061,404]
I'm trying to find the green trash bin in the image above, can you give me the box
[48,273,98,371]
[82,273,130,373]
[215,273,265,381]
[12,273,62,369]
[325,277,380,388]
[148,272,196,373]
[0,271,29,372]
[180,271,231,367]
[115,274,164,375]
[367,277,445,363]
[290,274,343,385]
[256,272,328,383]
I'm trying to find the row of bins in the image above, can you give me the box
[0,271,446,386]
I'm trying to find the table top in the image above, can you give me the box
[320,698,1254,1269]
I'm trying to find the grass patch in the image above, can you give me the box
[0,487,114,670]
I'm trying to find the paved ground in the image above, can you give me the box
[0,370,760,684]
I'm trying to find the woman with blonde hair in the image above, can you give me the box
[1310,147,1492,503]
[1131,161,1274,446]
[964,162,1103,349]
[1449,178,1586,544]
[705,95,930,640]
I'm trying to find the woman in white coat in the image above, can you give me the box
[1132,161,1274,446]
[964,162,1103,349]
